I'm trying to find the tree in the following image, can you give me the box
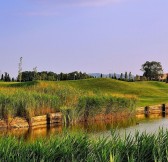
[120,73,123,80]
[1,74,4,81]
[125,72,128,81]
[129,72,133,81]
[33,66,38,80]
[141,61,163,80]
[113,73,117,79]
[18,57,23,82]
[135,75,140,81]
[4,72,11,82]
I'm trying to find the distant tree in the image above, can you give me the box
[135,75,140,81]
[140,76,147,81]
[12,78,15,82]
[4,72,11,82]
[4,73,7,81]
[18,57,23,82]
[141,61,163,80]
[40,71,48,80]
[109,73,112,78]
[114,73,117,79]
[60,72,64,80]
[1,74,4,81]
[100,74,103,78]
[18,71,91,82]
[33,66,38,80]
[125,72,128,81]
[7,74,11,82]
[129,72,132,81]
[120,73,123,80]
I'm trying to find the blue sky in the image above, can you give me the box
[0,0,168,77]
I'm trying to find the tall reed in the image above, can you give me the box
[0,129,168,162]
[0,81,137,123]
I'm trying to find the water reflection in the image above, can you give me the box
[0,113,168,141]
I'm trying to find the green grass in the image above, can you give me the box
[55,78,168,106]
[0,79,136,121]
[0,78,168,121]
[0,129,168,162]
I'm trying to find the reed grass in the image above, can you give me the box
[0,81,136,122]
[0,129,168,162]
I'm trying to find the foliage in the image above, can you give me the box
[20,71,93,82]
[1,129,168,161]
[1,78,168,121]
[141,61,163,80]
[77,95,136,121]
[0,80,137,122]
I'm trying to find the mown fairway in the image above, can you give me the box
[46,78,168,107]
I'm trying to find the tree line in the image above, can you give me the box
[0,72,14,82]
[20,71,93,82]
[1,60,167,82]
[0,71,93,82]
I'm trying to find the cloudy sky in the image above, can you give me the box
[0,0,168,77]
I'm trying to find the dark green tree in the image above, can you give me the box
[120,73,123,80]
[33,66,38,80]
[113,73,117,79]
[141,61,163,80]
[4,72,11,82]
[125,72,128,81]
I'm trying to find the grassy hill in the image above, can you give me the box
[1,78,168,107]
[42,78,168,107]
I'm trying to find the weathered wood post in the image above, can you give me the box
[162,104,166,112]
[144,106,149,114]
[162,104,166,117]
[47,113,62,124]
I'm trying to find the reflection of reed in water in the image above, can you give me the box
[24,124,63,141]
[0,124,63,142]
[1,112,168,141]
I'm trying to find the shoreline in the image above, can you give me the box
[0,103,167,129]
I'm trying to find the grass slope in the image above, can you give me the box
[43,78,168,107]
[1,78,168,107]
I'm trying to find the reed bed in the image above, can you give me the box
[0,129,168,162]
[0,81,137,122]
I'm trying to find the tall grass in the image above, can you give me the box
[0,81,137,122]
[0,129,168,161]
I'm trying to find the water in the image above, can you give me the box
[0,113,168,141]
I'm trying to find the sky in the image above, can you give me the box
[0,0,168,78]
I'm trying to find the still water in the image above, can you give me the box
[1,113,168,141]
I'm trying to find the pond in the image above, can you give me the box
[0,113,168,141]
